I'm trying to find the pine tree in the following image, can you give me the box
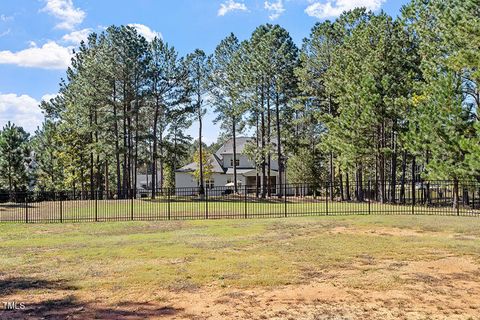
[147,37,190,197]
[210,33,245,193]
[0,122,31,197]
[186,49,211,196]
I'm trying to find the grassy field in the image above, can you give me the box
[1,197,474,222]
[1,215,480,319]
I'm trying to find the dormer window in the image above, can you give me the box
[230,159,240,167]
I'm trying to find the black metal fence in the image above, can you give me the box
[0,180,479,223]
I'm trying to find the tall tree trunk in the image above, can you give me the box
[378,124,385,203]
[255,112,260,198]
[89,107,94,200]
[232,117,238,194]
[7,163,12,200]
[113,84,122,197]
[275,95,282,198]
[127,105,132,194]
[134,103,139,197]
[267,90,271,198]
[261,109,266,199]
[261,85,266,198]
[411,155,416,206]
[329,152,334,201]
[328,94,334,201]
[95,108,102,199]
[346,172,351,201]
[339,168,344,201]
[173,127,178,175]
[159,131,164,190]
[375,155,379,201]
[198,96,204,196]
[453,177,459,210]
[80,155,85,200]
[425,150,431,205]
[72,168,76,198]
[390,124,397,204]
[400,150,407,204]
[151,95,159,199]
[357,163,364,202]
[105,160,109,198]
[122,93,128,198]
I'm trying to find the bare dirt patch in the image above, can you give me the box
[329,225,425,238]
[2,216,480,319]
[3,256,479,319]
[167,256,480,319]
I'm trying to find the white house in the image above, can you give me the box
[175,137,281,194]
[135,174,162,191]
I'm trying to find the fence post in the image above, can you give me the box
[325,183,329,216]
[244,185,247,219]
[205,188,208,219]
[131,189,134,220]
[60,191,63,223]
[411,182,416,215]
[472,187,475,211]
[368,180,371,215]
[95,190,98,222]
[25,192,28,223]
[284,183,287,218]
[167,188,171,220]
[457,189,460,216]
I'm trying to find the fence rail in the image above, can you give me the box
[0,180,479,223]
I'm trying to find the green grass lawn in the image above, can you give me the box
[0,215,480,319]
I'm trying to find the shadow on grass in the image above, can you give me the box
[0,277,77,297]
[1,297,183,319]
[0,203,37,211]
[0,277,183,319]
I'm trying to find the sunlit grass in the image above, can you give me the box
[1,197,476,222]
[0,215,479,305]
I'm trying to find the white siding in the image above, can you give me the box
[222,154,253,168]
[175,172,197,190]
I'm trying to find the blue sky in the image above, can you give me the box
[0,0,409,143]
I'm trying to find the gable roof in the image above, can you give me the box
[215,137,253,156]
[176,153,225,173]
[176,137,270,173]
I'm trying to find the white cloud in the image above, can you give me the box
[0,14,14,22]
[305,0,385,19]
[41,93,58,102]
[127,23,162,42]
[0,93,46,133]
[0,29,10,37]
[218,0,248,16]
[62,28,92,44]
[0,41,73,70]
[41,0,85,30]
[264,0,285,20]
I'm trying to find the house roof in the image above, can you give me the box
[177,137,274,174]
[176,153,225,173]
[225,168,256,175]
[215,137,253,156]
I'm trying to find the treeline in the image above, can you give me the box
[0,0,478,206]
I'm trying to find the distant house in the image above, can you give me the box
[175,137,281,193]
[135,174,162,191]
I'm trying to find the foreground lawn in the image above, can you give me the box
[1,215,479,319]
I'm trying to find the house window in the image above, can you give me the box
[230,159,240,167]
[205,179,214,189]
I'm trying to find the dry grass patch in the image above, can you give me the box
[0,215,479,319]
